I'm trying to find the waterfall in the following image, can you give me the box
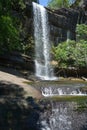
[33,2,56,80]
[67,30,71,42]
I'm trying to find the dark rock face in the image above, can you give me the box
[48,8,78,31]
[54,68,87,77]
[0,52,35,71]
[46,8,78,45]
[71,0,87,24]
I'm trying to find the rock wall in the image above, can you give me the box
[46,8,78,45]
[71,0,87,23]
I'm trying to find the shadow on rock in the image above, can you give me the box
[0,81,41,130]
[0,81,24,97]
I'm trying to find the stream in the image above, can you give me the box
[39,102,87,130]
[31,80,87,130]
[32,80,87,96]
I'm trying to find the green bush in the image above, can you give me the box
[48,0,73,9]
[52,40,75,68]
[52,24,87,69]
[76,24,87,42]
[0,0,25,53]
[52,40,87,68]
[0,16,21,53]
[74,42,87,68]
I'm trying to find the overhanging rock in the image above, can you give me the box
[47,8,78,31]
[45,7,79,44]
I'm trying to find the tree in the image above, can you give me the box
[0,16,20,53]
[47,0,83,9]
[48,0,70,9]
[0,0,25,53]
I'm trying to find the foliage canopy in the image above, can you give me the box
[0,0,23,53]
[0,16,21,52]
[48,0,70,9]
[48,0,82,9]
[0,0,36,54]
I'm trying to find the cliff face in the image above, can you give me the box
[75,0,87,24]
[45,0,87,45]
[16,2,78,47]
[11,1,87,47]
[46,8,78,45]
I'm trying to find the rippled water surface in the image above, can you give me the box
[32,80,87,96]
[39,102,87,130]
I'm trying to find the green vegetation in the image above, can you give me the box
[76,24,87,42]
[0,16,20,53]
[52,24,87,69]
[48,0,82,9]
[48,0,71,9]
[0,0,36,54]
[44,96,87,112]
[0,0,23,53]
[22,36,34,55]
[45,96,87,102]
[76,101,87,112]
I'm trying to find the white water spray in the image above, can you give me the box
[67,30,71,42]
[40,102,87,130]
[42,87,87,97]
[33,2,56,80]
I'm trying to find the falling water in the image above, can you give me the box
[33,2,56,80]
[67,30,71,42]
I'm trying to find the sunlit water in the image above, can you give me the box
[41,83,87,96]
